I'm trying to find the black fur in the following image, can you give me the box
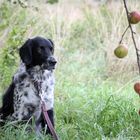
[0,36,57,135]
[0,82,14,120]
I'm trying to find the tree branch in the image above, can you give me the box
[123,0,140,74]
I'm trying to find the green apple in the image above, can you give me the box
[114,44,128,58]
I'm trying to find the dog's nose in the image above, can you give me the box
[47,56,57,66]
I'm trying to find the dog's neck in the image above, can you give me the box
[13,62,53,84]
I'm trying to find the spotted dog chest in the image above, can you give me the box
[10,66,55,121]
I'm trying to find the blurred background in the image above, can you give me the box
[0,0,140,139]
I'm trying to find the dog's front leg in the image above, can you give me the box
[34,109,54,136]
[34,110,43,136]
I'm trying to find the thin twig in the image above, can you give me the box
[123,0,140,74]
[119,25,130,44]
[17,0,27,8]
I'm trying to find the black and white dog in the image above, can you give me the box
[0,36,57,135]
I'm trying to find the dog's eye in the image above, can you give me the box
[50,46,54,53]
[40,46,45,50]
[37,46,44,53]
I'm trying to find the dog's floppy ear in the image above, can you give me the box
[48,39,54,47]
[19,39,32,66]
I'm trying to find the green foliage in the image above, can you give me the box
[0,27,26,89]
[0,123,51,140]
[0,2,36,90]
[55,73,140,139]
[0,3,12,31]
[47,0,58,4]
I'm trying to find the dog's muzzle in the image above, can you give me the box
[42,56,57,70]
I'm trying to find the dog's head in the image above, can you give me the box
[19,36,57,70]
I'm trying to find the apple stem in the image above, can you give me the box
[119,25,129,44]
[123,0,140,74]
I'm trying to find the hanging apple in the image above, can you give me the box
[134,82,140,96]
[129,11,140,24]
[114,44,128,58]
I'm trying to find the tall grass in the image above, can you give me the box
[0,0,140,139]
